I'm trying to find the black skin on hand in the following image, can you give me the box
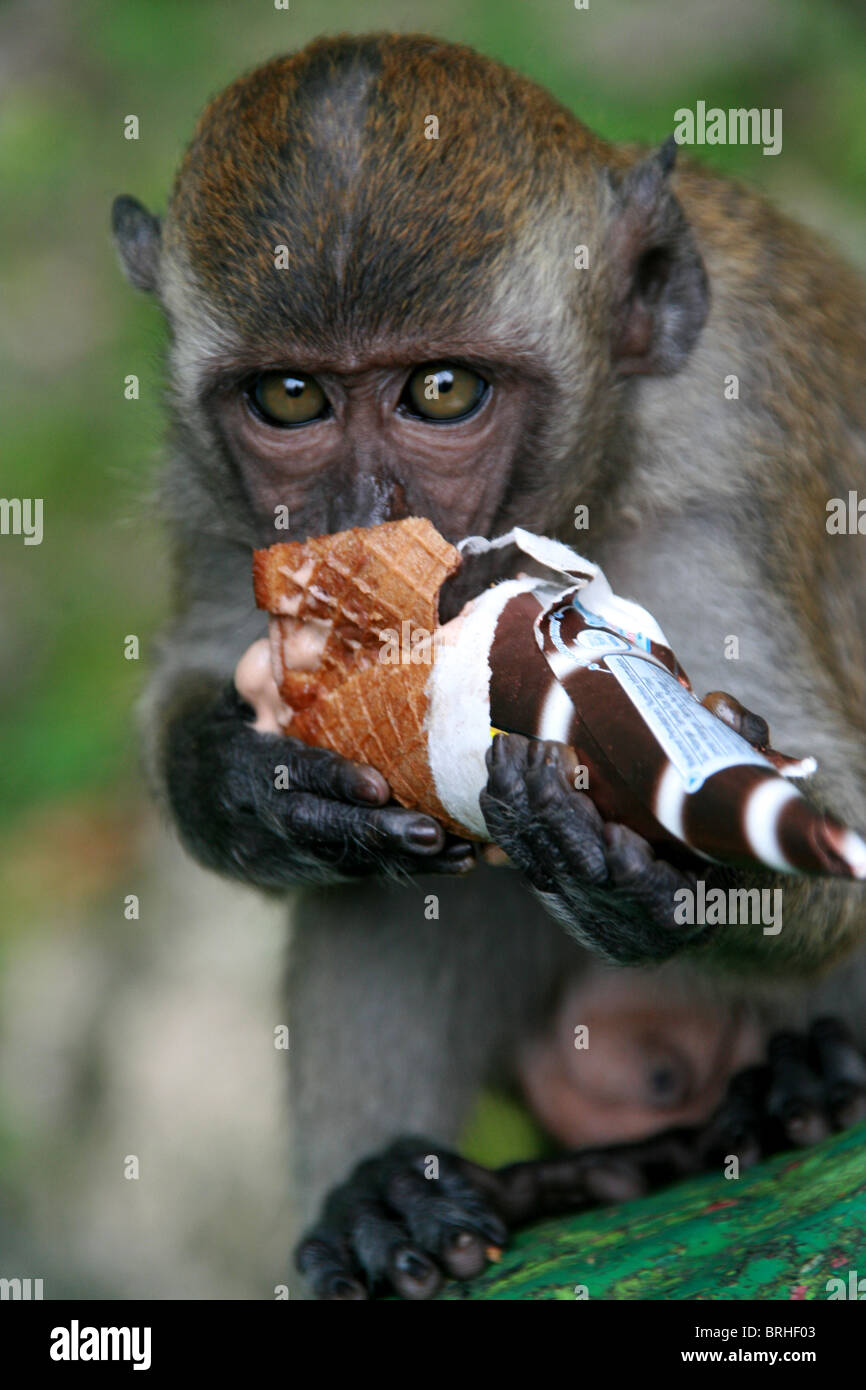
[164,681,477,890]
[295,1018,866,1299]
[479,689,772,964]
[480,732,723,962]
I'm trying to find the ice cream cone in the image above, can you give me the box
[253,518,466,833]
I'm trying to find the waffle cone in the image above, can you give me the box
[253,519,468,834]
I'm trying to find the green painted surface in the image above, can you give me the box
[436,1122,866,1300]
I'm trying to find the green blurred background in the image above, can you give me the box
[0,0,864,1298]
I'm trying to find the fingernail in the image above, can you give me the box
[443,841,474,860]
[451,854,476,873]
[450,1231,476,1250]
[406,821,441,848]
[395,1249,432,1281]
[352,772,387,804]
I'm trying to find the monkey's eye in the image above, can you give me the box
[248,371,329,427]
[401,363,488,422]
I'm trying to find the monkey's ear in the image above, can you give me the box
[608,137,709,376]
[112,195,162,293]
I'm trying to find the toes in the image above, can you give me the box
[810,1017,866,1128]
[304,1199,441,1300]
[496,1153,648,1225]
[699,1064,771,1168]
[387,1245,442,1300]
[383,1159,506,1282]
[766,1032,831,1147]
[697,1020,866,1183]
[572,1154,649,1204]
[299,1143,509,1299]
[439,1230,492,1280]
[294,1233,368,1300]
[342,1200,425,1294]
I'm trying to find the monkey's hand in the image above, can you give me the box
[293,1131,701,1300]
[479,690,772,963]
[164,681,476,889]
[295,1138,510,1300]
[696,1016,866,1165]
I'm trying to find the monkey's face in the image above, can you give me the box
[196,341,549,544]
[138,37,708,548]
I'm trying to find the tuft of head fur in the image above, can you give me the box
[163,34,601,354]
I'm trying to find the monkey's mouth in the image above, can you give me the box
[437,540,537,622]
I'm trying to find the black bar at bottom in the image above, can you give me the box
[1,1295,861,1376]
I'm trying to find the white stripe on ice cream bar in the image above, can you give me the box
[544,646,579,682]
[743,778,800,872]
[428,578,540,840]
[537,679,577,744]
[653,761,687,843]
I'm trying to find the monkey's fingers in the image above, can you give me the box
[296,1139,507,1300]
[765,1031,831,1146]
[695,1064,771,1170]
[701,690,770,749]
[601,823,705,939]
[481,733,609,889]
[276,794,448,862]
[266,733,393,806]
[232,694,479,871]
[480,733,710,962]
[294,1234,368,1300]
[810,1016,866,1129]
[697,1019,866,1173]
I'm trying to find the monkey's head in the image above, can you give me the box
[113,34,708,555]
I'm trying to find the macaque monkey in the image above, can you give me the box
[113,34,866,1298]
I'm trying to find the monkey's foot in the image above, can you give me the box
[294,1132,686,1300]
[295,1138,508,1300]
[697,1016,866,1165]
[497,1017,866,1235]
[480,732,717,963]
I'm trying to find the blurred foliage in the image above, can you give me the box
[0,0,864,893]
